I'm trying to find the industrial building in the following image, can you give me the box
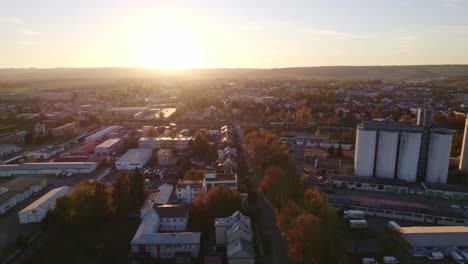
[393,224,468,257]
[459,117,468,173]
[0,144,21,158]
[94,138,124,156]
[0,162,98,177]
[138,136,192,150]
[84,125,120,142]
[0,176,47,215]
[25,145,64,160]
[354,120,453,183]
[115,148,152,170]
[18,186,70,223]
[50,122,77,137]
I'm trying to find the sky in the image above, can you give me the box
[1,0,468,68]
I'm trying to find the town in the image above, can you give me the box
[0,74,467,264]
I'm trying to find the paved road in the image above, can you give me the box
[234,124,290,264]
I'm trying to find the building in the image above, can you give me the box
[218,156,238,172]
[0,131,26,145]
[155,183,174,205]
[227,238,255,264]
[18,186,70,223]
[85,125,120,142]
[176,180,203,204]
[314,159,341,174]
[203,172,238,191]
[417,107,433,127]
[459,117,468,173]
[157,149,174,166]
[0,176,47,215]
[215,211,251,246]
[303,148,329,161]
[115,148,152,170]
[218,147,237,161]
[95,138,124,156]
[394,224,468,257]
[154,204,189,232]
[138,137,192,150]
[130,207,201,262]
[50,122,77,137]
[0,144,21,158]
[354,120,453,183]
[0,162,98,177]
[25,145,64,160]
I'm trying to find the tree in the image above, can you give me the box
[191,132,209,157]
[112,173,130,216]
[328,146,335,157]
[193,185,243,223]
[259,166,293,211]
[277,201,301,231]
[183,169,205,181]
[337,144,343,157]
[47,130,54,141]
[286,214,322,263]
[92,181,111,223]
[129,168,146,209]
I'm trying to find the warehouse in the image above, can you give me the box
[0,162,98,177]
[85,125,120,142]
[95,138,124,156]
[395,225,468,256]
[0,176,47,215]
[0,144,21,158]
[354,120,453,183]
[115,148,152,170]
[19,186,70,223]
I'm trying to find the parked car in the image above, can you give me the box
[427,252,444,260]
[450,251,465,264]
[362,258,378,264]
[382,256,399,264]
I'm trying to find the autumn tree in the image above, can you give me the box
[193,185,243,223]
[112,173,130,216]
[128,168,146,210]
[190,132,210,157]
[286,214,322,264]
[183,169,205,181]
[259,165,294,211]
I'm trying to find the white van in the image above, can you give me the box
[450,251,465,264]
[460,251,468,262]
[382,256,399,263]
[427,251,444,260]
[349,219,368,229]
[362,258,378,264]
[343,210,365,219]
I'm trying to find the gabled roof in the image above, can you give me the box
[227,237,255,257]
[226,221,253,238]
[215,211,251,229]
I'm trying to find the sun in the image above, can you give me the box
[136,28,203,69]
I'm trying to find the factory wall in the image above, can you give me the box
[425,133,452,184]
[354,128,377,177]
[396,132,422,182]
[375,131,398,179]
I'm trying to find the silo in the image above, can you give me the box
[425,133,452,184]
[397,132,421,182]
[459,117,468,172]
[375,131,398,179]
[354,128,377,177]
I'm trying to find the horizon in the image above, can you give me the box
[2,0,468,68]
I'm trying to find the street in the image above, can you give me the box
[234,124,290,264]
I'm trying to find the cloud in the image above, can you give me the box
[299,28,372,39]
[0,15,22,24]
[17,41,39,45]
[22,30,42,36]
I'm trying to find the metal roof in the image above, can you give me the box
[116,149,152,163]
[19,186,70,213]
[0,162,98,171]
[399,226,468,247]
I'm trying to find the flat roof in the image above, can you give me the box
[95,138,122,148]
[155,183,174,205]
[329,174,419,188]
[20,186,70,213]
[0,176,44,204]
[399,226,468,247]
[116,149,152,163]
[154,204,188,218]
[0,162,97,171]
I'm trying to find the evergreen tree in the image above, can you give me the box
[129,168,146,209]
[112,173,130,216]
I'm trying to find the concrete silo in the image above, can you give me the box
[354,127,377,177]
[396,132,422,182]
[459,117,468,173]
[425,133,453,184]
[375,131,399,179]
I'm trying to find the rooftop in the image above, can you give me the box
[0,176,45,204]
[95,138,122,148]
[154,204,189,219]
[0,162,98,171]
[177,180,203,189]
[116,148,152,163]
[20,186,70,213]
[399,226,468,247]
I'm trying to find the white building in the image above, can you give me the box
[155,183,174,205]
[203,172,238,191]
[130,207,201,261]
[0,176,47,215]
[215,211,251,246]
[0,144,21,158]
[116,148,152,170]
[26,146,64,160]
[354,121,453,183]
[95,138,124,156]
[0,162,98,177]
[227,238,255,264]
[138,137,192,150]
[18,186,70,223]
[176,180,203,204]
[154,204,189,232]
[157,149,173,166]
[85,125,120,142]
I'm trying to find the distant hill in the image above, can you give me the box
[0,65,468,83]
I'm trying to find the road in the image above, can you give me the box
[234,124,290,264]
